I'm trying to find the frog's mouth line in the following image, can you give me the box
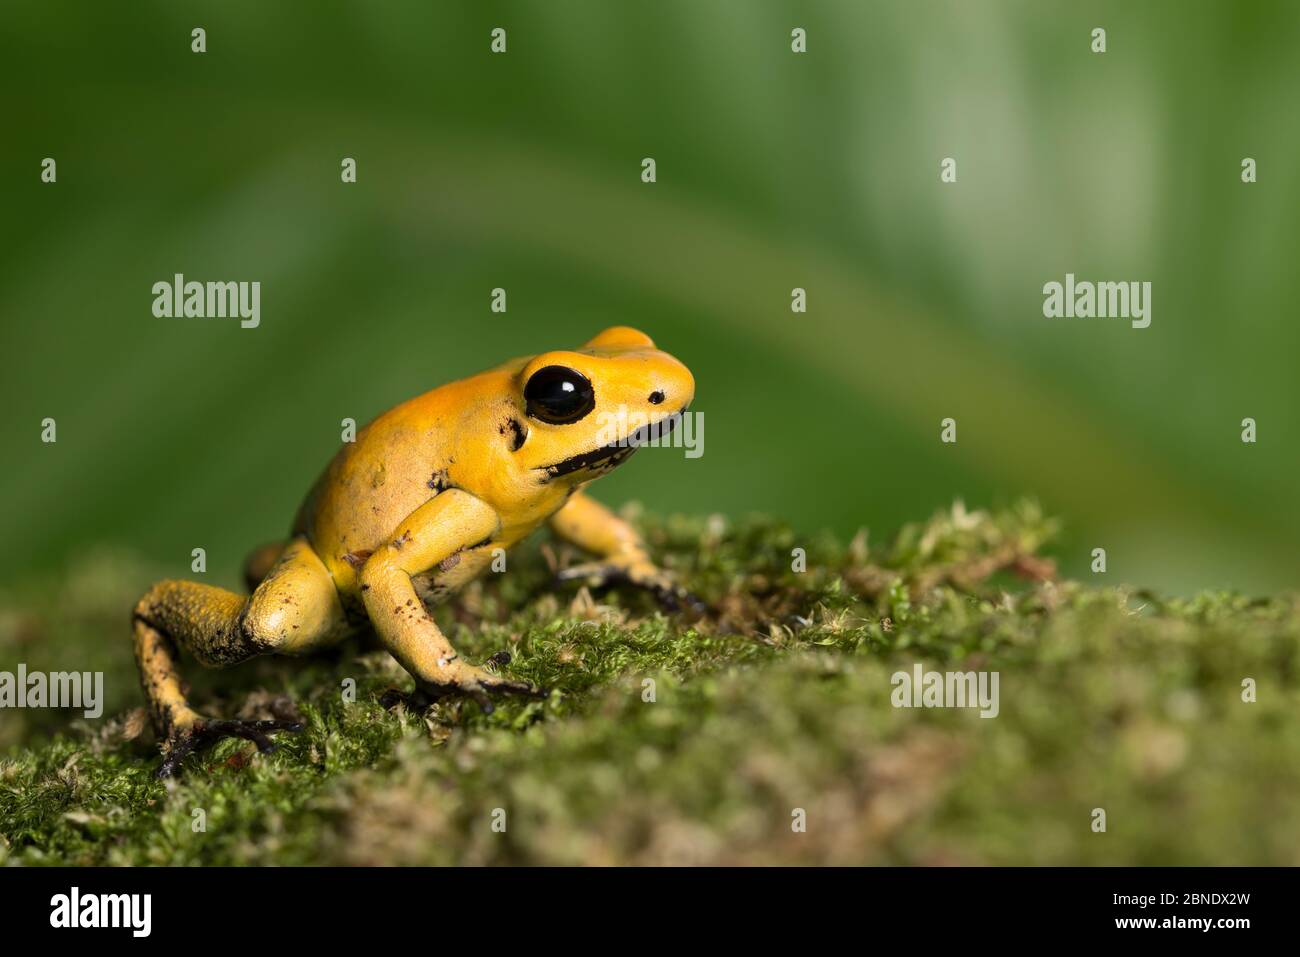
[539,407,686,479]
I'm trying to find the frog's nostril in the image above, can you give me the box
[649,390,665,405]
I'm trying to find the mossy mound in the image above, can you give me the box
[2,502,1297,865]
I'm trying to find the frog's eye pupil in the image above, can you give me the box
[524,366,596,425]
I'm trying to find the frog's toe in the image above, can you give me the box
[637,578,708,616]
[156,718,303,778]
[650,582,712,621]
[555,561,619,588]
[157,732,200,779]
[415,665,546,715]
[380,687,433,712]
[479,673,548,703]
[460,674,548,714]
[560,562,707,616]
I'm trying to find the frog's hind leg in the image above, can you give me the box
[550,491,705,613]
[132,536,346,777]
[243,540,288,591]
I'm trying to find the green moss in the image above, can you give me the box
[2,502,1297,865]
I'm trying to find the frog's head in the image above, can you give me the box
[510,326,694,485]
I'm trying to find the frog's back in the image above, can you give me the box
[294,385,463,589]
[292,357,535,590]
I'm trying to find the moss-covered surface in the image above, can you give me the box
[1,502,1297,865]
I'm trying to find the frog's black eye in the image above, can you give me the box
[524,365,596,425]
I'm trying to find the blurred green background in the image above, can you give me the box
[2,0,1298,594]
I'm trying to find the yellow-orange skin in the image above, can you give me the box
[299,325,692,608]
[132,326,695,772]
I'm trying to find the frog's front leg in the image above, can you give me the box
[550,491,704,613]
[358,489,544,712]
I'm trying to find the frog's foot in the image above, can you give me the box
[557,560,707,615]
[413,661,547,715]
[157,717,303,779]
[380,687,430,712]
